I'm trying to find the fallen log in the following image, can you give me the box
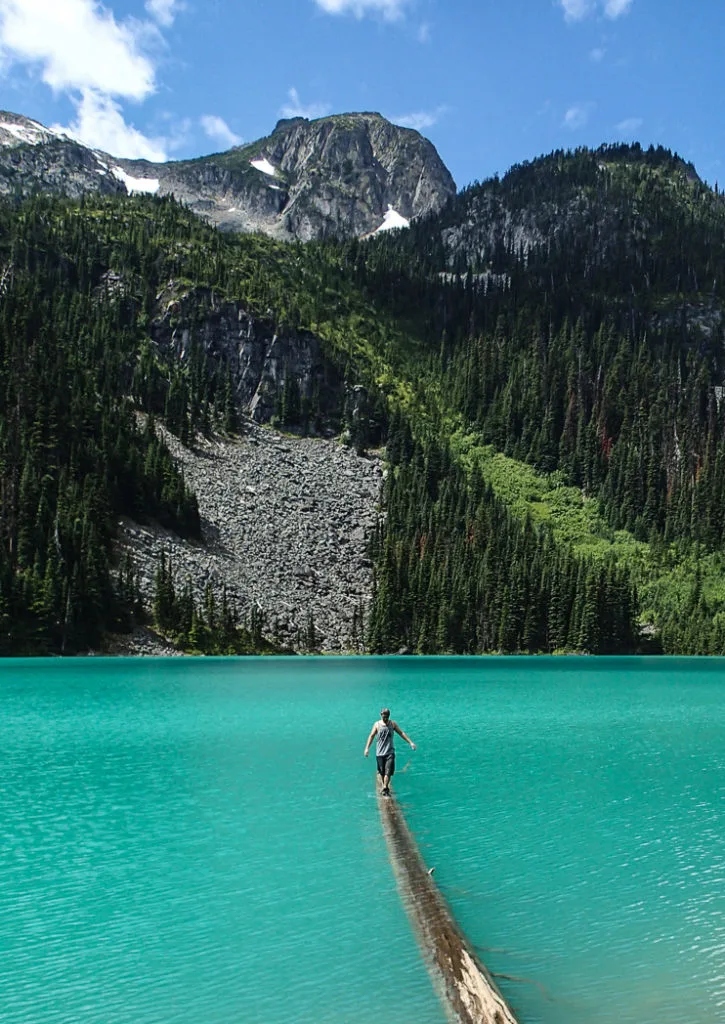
[378,786,519,1024]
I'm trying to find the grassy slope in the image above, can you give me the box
[448,429,725,631]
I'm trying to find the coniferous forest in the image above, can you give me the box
[3,144,725,654]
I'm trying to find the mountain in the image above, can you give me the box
[355,143,725,652]
[0,113,126,199]
[3,134,725,656]
[0,110,456,241]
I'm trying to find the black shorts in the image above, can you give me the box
[376,754,395,778]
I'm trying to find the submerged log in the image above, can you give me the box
[378,787,519,1024]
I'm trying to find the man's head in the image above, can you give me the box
[380,708,390,721]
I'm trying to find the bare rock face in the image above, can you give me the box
[0,111,125,200]
[151,285,348,432]
[0,109,456,241]
[120,112,456,240]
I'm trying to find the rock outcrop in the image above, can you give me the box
[152,286,348,432]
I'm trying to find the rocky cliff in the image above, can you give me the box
[152,285,348,431]
[112,285,384,652]
[0,109,456,241]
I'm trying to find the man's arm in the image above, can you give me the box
[394,722,416,750]
[363,723,378,757]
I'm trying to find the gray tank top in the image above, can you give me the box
[376,720,395,757]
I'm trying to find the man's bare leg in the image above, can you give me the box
[382,774,391,795]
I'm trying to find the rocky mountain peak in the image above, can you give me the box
[272,116,308,134]
[223,110,455,240]
[0,108,456,242]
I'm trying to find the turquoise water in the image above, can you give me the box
[2,657,725,1024]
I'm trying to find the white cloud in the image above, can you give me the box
[615,116,643,135]
[163,114,192,153]
[563,104,590,130]
[559,0,632,20]
[314,0,408,20]
[145,0,180,27]
[0,0,155,99]
[0,0,181,162]
[279,88,331,120]
[417,21,431,42]
[201,114,242,149]
[604,0,632,17]
[590,46,606,62]
[54,88,166,160]
[559,0,595,21]
[392,105,447,132]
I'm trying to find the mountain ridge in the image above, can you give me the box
[0,109,456,241]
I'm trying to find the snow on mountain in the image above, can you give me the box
[0,109,457,241]
[0,118,68,147]
[111,167,160,195]
[250,157,277,177]
[374,206,410,233]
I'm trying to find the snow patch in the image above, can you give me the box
[373,206,410,233]
[250,157,277,177]
[0,119,71,147]
[1,123,41,145]
[111,167,160,195]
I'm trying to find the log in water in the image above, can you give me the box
[379,786,519,1024]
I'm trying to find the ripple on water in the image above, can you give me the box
[3,656,725,1024]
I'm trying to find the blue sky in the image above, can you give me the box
[0,0,723,187]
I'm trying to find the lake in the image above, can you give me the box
[1,656,724,1023]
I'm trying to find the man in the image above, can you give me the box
[363,707,416,796]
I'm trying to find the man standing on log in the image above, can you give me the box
[363,708,416,796]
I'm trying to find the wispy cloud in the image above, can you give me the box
[145,0,181,28]
[589,46,606,62]
[201,114,242,149]
[558,0,632,20]
[164,114,192,153]
[563,104,591,130]
[604,0,632,17]
[54,88,167,160]
[559,0,595,22]
[0,0,174,159]
[279,87,331,120]
[313,0,408,21]
[615,116,643,136]
[391,105,447,132]
[417,21,431,43]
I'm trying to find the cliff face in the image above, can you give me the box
[252,112,456,240]
[0,109,456,241]
[112,285,383,653]
[151,286,348,431]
